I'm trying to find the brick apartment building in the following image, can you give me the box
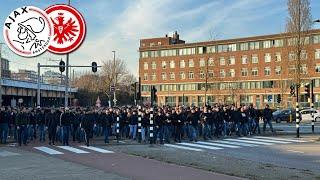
[138,30,320,108]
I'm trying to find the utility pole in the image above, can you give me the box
[0,42,4,106]
[112,51,117,107]
[64,0,71,108]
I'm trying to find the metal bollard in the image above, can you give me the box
[149,108,154,144]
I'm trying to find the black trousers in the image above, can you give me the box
[48,127,56,144]
[174,125,182,142]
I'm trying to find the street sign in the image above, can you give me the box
[110,85,115,92]
[18,98,23,103]
[267,95,272,102]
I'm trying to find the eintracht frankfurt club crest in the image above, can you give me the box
[3,6,53,57]
[45,4,86,54]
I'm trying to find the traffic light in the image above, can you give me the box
[59,60,65,72]
[277,94,281,103]
[290,85,295,96]
[92,62,97,72]
[305,83,310,98]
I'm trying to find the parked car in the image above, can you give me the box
[300,109,320,122]
[272,109,296,123]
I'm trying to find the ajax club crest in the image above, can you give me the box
[3,6,53,57]
[2,4,86,57]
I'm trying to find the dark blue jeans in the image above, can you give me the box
[62,126,70,145]
[38,125,45,142]
[0,123,8,144]
[103,127,109,143]
[155,126,164,144]
[17,125,28,146]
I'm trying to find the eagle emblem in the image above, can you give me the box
[51,12,78,44]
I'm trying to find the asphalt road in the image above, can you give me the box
[0,140,243,180]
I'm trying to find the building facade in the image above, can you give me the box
[139,30,320,108]
[11,69,39,82]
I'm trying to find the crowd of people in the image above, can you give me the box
[0,104,275,147]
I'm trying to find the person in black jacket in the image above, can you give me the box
[263,104,274,133]
[60,107,74,146]
[154,111,164,144]
[240,107,249,136]
[187,109,198,142]
[71,110,81,142]
[0,107,9,144]
[129,111,138,140]
[16,108,29,146]
[36,108,46,143]
[101,109,112,143]
[46,108,58,145]
[174,109,184,143]
[81,110,94,146]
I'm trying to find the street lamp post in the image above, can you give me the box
[112,51,117,107]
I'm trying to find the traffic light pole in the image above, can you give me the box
[296,84,300,138]
[37,64,101,107]
[311,79,315,133]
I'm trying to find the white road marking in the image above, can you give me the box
[57,146,89,154]
[164,144,203,152]
[224,139,274,145]
[80,146,114,153]
[287,150,304,154]
[0,150,20,157]
[178,142,223,150]
[196,141,240,148]
[253,136,308,143]
[213,140,259,147]
[34,146,64,155]
[239,137,291,144]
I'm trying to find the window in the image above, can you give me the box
[169,72,175,80]
[228,44,237,51]
[141,51,148,58]
[263,40,271,48]
[228,56,235,65]
[241,68,248,76]
[179,48,196,55]
[252,68,258,76]
[274,39,283,47]
[289,65,296,74]
[180,60,185,68]
[289,51,296,61]
[217,44,228,52]
[301,50,307,60]
[220,57,225,66]
[161,72,167,80]
[188,71,194,79]
[198,47,204,54]
[314,35,320,44]
[240,43,249,51]
[143,73,148,80]
[229,69,235,77]
[189,59,194,67]
[264,67,271,76]
[180,72,186,79]
[315,64,320,73]
[143,62,148,70]
[208,70,214,78]
[264,53,271,63]
[151,73,156,81]
[150,51,159,57]
[241,55,248,64]
[301,64,307,74]
[200,70,205,79]
[275,52,281,62]
[220,69,225,78]
[151,61,156,69]
[208,58,214,66]
[316,49,320,59]
[170,60,175,68]
[207,46,216,53]
[249,41,259,50]
[275,66,281,75]
[199,58,206,67]
[252,54,258,64]
[161,61,167,69]
[160,49,177,57]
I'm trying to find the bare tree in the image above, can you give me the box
[286,0,312,104]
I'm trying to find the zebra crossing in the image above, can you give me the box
[164,136,308,152]
[33,145,114,155]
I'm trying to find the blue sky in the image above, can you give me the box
[1,0,320,76]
